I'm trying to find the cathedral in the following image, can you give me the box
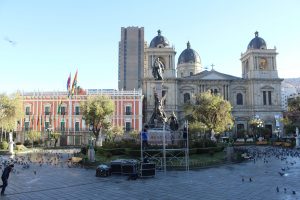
[142,30,283,136]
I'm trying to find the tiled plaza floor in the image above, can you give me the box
[1,148,299,200]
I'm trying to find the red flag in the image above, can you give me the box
[71,69,78,96]
[67,73,71,95]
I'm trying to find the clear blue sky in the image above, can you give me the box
[1,0,299,94]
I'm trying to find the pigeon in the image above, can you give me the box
[278,172,285,176]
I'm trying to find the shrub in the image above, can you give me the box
[0,141,9,150]
[209,149,215,156]
[24,140,31,146]
[81,146,88,155]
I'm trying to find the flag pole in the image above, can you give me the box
[68,94,71,145]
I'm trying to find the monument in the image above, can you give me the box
[8,132,14,155]
[296,127,300,149]
[87,138,95,162]
[148,57,168,128]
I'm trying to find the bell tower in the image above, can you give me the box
[144,30,176,79]
[241,31,278,80]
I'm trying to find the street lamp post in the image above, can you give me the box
[227,123,231,137]
[87,124,95,162]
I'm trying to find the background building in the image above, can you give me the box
[281,78,300,111]
[118,26,145,90]
[17,89,143,145]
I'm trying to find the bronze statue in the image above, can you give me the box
[152,57,165,80]
[168,112,179,131]
[149,92,167,127]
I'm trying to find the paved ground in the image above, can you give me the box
[1,148,300,200]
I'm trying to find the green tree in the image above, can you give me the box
[249,117,264,139]
[188,121,207,139]
[27,130,41,148]
[288,97,300,112]
[106,125,124,142]
[51,132,61,147]
[129,130,139,140]
[0,93,22,141]
[80,95,115,146]
[185,91,233,135]
[281,117,295,135]
[285,97,300,134]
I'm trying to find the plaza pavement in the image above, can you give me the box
[1,148,300,200]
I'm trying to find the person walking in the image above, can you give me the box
[141,127,149,149]
[0,164,14,196]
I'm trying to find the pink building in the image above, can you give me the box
[17,89,143,145]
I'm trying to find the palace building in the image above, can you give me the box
[17,89,143,145]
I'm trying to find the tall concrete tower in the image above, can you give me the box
[118,26,145,90]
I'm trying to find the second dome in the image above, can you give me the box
[178,41,201,65]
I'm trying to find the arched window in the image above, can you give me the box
[184,93,190,103]
[214,89,218,95]
[237,93,243,105]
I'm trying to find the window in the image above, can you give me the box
[61,121,65,132]
[190,72,193,76]
[45,106,50,115]
[262,91,272,105]
[184,93,190,104]
[45,122,49,130]
[268,91,272,105]
[263,91,267,105]
[25,122,30,131]
[236,93,243,105]
[75,122,80,131]
[75,106,80,115]
[237,124,244,130]
[25,107,30,115]
[125,122,131,131]
[214,89,218,95]
[61,107,66,115]
[125,106,131,115]
[162,90,166,105]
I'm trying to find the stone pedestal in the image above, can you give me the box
[88,147,95,162]
[226,146,234,162]
[8,132,14,155]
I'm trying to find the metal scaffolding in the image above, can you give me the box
[140,121,189,173]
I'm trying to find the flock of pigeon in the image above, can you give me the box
[237,146,300,196]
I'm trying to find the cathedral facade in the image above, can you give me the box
[143,30,283,136]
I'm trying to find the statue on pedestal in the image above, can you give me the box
[152,57,165,80]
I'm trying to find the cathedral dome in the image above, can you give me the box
[178,41,201,65]
[247,31,267,50]
[149,30,169,48]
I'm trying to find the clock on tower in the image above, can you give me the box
[259,58,267,70]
